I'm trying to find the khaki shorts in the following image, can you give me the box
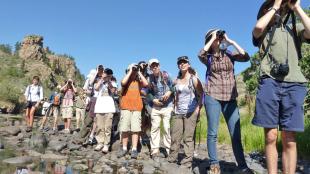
[49,106,60,118]
[62,107,73,119]
[119,110,141,132]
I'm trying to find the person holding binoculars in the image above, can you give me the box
[252,0,310,173]
[60,79,77,134]
[117,63,148,159]
[198,29,253,174]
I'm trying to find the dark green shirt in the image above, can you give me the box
[254,23,310,82]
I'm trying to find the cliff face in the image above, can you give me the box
[0,35,84,113]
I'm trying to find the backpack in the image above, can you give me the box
[53,94,61,106]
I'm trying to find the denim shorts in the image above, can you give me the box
[252,77,308,132]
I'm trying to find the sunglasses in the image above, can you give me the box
[177,60,189,65]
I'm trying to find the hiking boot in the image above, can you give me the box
[95,143,104,151]
[240,168,255,174]
[208,164,221,174]
[117,149,128,158]
[131,150,139,159]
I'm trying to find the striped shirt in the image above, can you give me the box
[198,49,249,101]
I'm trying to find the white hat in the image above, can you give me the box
[148,58,159,66]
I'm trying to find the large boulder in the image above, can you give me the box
[18,35,45,61]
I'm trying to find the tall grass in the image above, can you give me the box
[195,107,310,159]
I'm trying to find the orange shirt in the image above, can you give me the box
[120,80,143,111]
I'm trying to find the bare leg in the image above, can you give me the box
[25,108,30,126]
[132,132,139,150]
[67,118,71,130]
[265,128,278,174]
[29,106,36,127]
[122,132,129,149]
[53,117,58,130]
[40,116,48,128]
[282,131,297,174]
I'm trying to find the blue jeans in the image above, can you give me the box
[204,95,248,169]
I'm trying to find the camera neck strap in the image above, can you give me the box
[263,10,302,64]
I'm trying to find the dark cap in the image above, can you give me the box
[104,68,113,75]
[177,56,189,64]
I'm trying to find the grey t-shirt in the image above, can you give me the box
[254,23,310,83]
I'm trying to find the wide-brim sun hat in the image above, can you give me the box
[205,29,219,44]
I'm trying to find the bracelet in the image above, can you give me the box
[269,7,278,12]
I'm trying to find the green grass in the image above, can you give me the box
[195,107,310,159]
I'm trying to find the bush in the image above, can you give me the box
[0,44,12,55]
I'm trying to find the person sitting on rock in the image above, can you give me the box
[117,63,148,159]
[24,76,43,132]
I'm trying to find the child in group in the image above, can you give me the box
[40,85,62,133]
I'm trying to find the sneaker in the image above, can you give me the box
[131,150,139,159]
[102,145,109,153]
[64,129,71,134]
[208,164,221,174]
[95,143,104,151]
[117,149,128,158]
[240,168,255,174]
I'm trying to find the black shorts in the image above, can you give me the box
[26,101,37,109]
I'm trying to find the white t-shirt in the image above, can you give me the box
[24,84,43,102]
[42,102,51,115]
[94,83,115,114]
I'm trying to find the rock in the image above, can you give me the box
[103,165,113,173]
[41,153,68,162]
[6,126,21,136]
[48,140,67,152]
[72,164,88,171]
[67,143,81,151]
[26,150,43,158]
[118,166,127,174]
[19,35,45,60]
[142,165,155,174]
[3,156,33,165]
[29,132,48,152]
[92,164,103,173]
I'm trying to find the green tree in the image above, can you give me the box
[14,42,21,55]
[0,44,12,55]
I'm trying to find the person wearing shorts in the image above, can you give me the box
[61,79,77,133]
[252,0,310,173]
[117,63,148,159]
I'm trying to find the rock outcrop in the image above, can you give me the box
[19,35,45,61]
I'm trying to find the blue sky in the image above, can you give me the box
[1,1,309,83]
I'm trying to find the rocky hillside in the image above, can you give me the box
[0,35,84,113]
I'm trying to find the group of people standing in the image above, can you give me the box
[23,0,310,173]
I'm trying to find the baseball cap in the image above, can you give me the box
[148,58,159,66]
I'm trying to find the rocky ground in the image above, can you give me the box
[0,114,310,174]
